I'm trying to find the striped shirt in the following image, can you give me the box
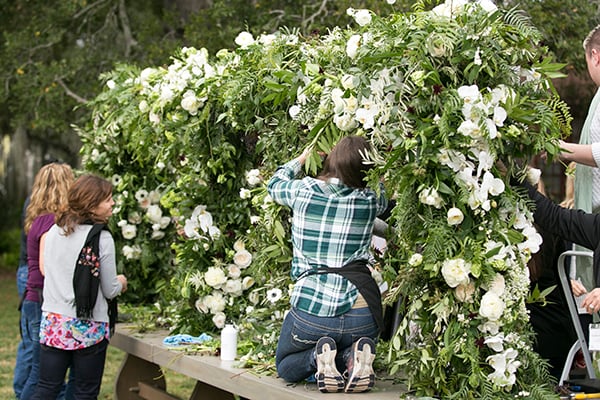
[267,158,387,317]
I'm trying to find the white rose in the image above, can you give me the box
[205,292,226,313]
[441,258,470,288]
[148,190,161,204]
[212,312,227,329]
[233,250,252,268]
[233,239,245,252]
[454,282,475,302]
[151,230,165,240]
[227,264,241,279]
[479,291,505,321]
[121,224,137,240]
[447,207,464,225]
[223,279,243,297]
[159,216,171,229]
[204,267,227,288]
[234,31,255,49]
[146,204,163,224]
[352,9,372,26]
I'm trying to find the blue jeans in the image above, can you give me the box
[33,339,108,400]
[275,306,378,383]
[14,264,30,398]
[19,300,42,400]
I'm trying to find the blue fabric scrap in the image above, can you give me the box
[162,333,213,347]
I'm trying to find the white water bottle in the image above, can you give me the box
[220,324,237,361]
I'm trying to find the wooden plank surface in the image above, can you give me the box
[111,324,406,400]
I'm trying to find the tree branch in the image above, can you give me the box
[73,0,110,19]
[118,0,137,58]
[54,77,88,104]
[302,0,329,33]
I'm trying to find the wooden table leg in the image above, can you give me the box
[115,353,167,400]
[189,380,236,400]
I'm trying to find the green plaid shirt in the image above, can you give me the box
[267,158,387,317]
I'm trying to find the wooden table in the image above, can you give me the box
[110,324,407,400]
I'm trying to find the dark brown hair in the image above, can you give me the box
[318,135,374,189]
[56,174,113,235]
[583,25,600,56]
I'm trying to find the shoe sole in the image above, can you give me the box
[345,339,375,393]
[316,338,344,393]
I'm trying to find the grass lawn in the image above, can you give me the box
[0,271,195,399]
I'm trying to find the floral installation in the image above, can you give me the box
[78,0,572,398]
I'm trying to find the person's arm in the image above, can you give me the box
[266,148,311,207]
[558,140,600,167]
[38,233,46,276]
[98,232,125,299]
[523,181,600,252]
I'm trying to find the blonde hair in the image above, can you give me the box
[25,163,75,233]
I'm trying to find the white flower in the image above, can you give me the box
[106,80,116,89]
[289,105,301,119]
[478,0,498,13]
[151,230,165,240]
[233,250,252,268]
[159,216,170,229]
[493,106,507,127]
[341,74,358,89]
[239,188,251,199]
[526,168,541,185]
[447,207,464,225]
[346,35,361,59]
[408,253,423,266]
[122,245,142,260]
[146,204,163,224]
[419,187,444,208]
[454,282,475,302]
[139,100,149,113]
[227,264,242,279]
[195,298,208,313]
[457,119,482,138]
[484,333,505,352]
[181,90,202,115]
[441,258,470,288]
[473,47,482,65]
[245,169,262,186]
[266,288,283,303]
[250,215,261,224]
[204,266,227,288]
[112,174,123,186]
[258,34,276,46]
[212,312,227,329]
[479,291,505,321]
[235,31,255,49]
[121,224,137,240]
[488,273,506,296]
[242,276,255,290]
[352,9,372,26]
[223,279,243,296]
[233,239,245,252]
[457,84,480,104]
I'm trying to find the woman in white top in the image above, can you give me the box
[32,174,127,400]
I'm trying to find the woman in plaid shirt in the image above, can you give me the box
[268,135,388,393]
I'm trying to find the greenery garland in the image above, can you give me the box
[79,1,571,397]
